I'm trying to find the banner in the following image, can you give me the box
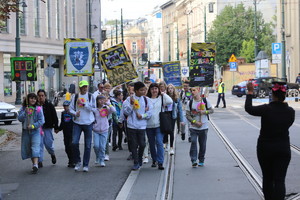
[99,43,138,87]
[10,57,37,81]
[64,38,94,76]
[163,61,181,87]
[190,43,216,87]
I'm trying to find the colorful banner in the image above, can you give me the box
[99,43,138,87]
[190,43,216,87]
[162,61,181,87]
[64,38,95,76]
[10,57,37,81]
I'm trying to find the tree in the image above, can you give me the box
[207,3,275,66]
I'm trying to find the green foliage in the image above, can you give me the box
[0,128,5,137]
[240,39,255,63]
[207,3,275,65]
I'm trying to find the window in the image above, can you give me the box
[132,42,137,53]
[56,0,61,39]
[132,58,137,66]
[46,0,51,38]
[34,0,40,37]
[20,1,26,35]
[1,19,9,33]
[208,3,214,13]
[72,0,76,37]
[3,54,12,96]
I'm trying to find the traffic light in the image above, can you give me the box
[142,53,148,61]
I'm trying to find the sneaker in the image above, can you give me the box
[132,164,140,171]
[109,143,112,147]
[112,146,118,151]
[158,163,164,170]
[181,134,185,141]
[118,146,123,150]
[83,166,89,172]
[100,161,106,167]
[51,154,56,164]
[38,162,43,168]
[222,106,226,108]
[74,163,81,171]
[94,158,100,165]
[198,162,204,167]
[215,106,218,108]
[32,166,38,174]
[68,163,75,168]
[192,161,197,168]
[188,137,191,143]
[127,154,132,161]
[104,154,110,161]
[143,157,149,164]
[170,148,174,155]
[151,161,157,168]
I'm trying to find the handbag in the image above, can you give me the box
[159,95,173,134]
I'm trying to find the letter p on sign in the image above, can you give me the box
[272,43,282,54]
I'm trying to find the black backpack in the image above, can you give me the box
[189,97,210,120]
[73,93,92,111]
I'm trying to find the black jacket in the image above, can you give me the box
[58,111,73,134]
[41,100,59,130]
[245,94,295,142]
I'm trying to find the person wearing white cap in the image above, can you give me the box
[69,80,96,172]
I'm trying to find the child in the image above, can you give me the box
[111,90,124,151]
[56,100,75,168]
[18,93,45,174]
[93,95,116,167]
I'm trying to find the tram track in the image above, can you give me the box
[214,107,300,200]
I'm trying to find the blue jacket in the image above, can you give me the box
[18,106,45,130]
[172,98,184,122]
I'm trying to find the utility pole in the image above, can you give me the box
[15,0,22,105]
[254,0,258,58]
[187,15,190,68]
[281,0,286,80]
[177,24,179,60]
[204,6,207,42]
[121,8,124,43]
[168,30,171,61]
[115,19,118,44]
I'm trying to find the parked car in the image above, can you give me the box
[232,81,247,97]
[250,77,299,98]
[0,102,18,125]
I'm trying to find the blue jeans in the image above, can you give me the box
[189,128,208,163]
[39,128,55,162]
[93,132,108,162]
[146,127,164,164]
[21,129,41,160]
[72,123,93,167]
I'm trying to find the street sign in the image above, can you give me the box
[272,43,282,54]
[46,55,56,66]
[181,66,189,77]
[44,66,55,77]
[228,54,237,62]
[229,62,237,71]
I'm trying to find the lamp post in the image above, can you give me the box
[281,0,286,80]
[168,29,171,61]
[254,0,258,58]
[121,8,124,43]
[15,0,27,105]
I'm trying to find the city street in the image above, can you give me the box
[0,92,300,200]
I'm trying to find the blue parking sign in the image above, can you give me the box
[272,43,282,54]
[229,62,237,71]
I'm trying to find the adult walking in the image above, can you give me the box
[179,81,192,141]
[69,80,96,172]
[146,83,173,170]
[166,84,184,155]
[37,89,59,168]
[215,78,226,108]
[245,81,295,200]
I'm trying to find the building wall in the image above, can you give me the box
[0,0,89,102]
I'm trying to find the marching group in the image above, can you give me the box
[18,78,214,174]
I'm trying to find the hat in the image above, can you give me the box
[63,100,70,106]
[134,81,146,91]
[79,80,89,88]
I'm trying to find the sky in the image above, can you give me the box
[101,0,167,20]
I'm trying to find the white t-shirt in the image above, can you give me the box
[186,98,212,130]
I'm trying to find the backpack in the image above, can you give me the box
[74,93,92,111]
[189,97,210,120]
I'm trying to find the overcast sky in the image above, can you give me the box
[101,0,167,20]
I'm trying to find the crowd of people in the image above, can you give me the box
[17,77,296,200]
[18,78,213,174]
